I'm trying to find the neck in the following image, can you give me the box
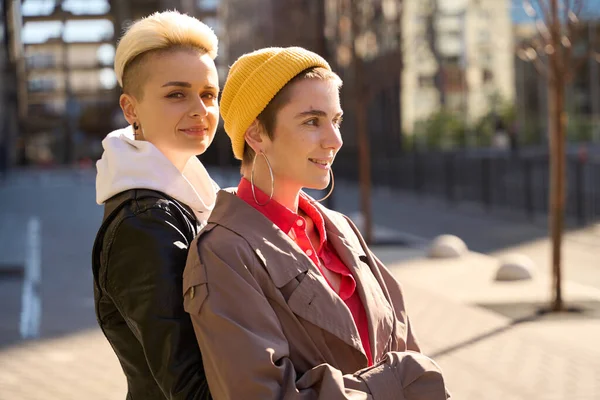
[158,147,192,173]
[243,164,301,213]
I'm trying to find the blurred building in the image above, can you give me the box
[5,0,220,166]
[401,0,515,134]
[1,0,22,173]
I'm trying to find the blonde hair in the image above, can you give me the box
[114,10,218,95]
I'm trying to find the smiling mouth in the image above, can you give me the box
[180,128,208,135]
[309,158,331,167]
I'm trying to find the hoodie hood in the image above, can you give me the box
[96,126,219,223]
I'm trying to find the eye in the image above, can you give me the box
[333,117,343,128]
[305,118,319,127]
[202,92,217,100]
[166,92,184,99]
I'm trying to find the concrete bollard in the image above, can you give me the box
[495,254,535,281]
[427,234,468,258]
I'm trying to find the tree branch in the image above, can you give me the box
[532,53,550,79]
[525,0,553,44]
[573,0,585,16]
[564,0,573,25]
[533,0,552,25]
[563,0,588,82]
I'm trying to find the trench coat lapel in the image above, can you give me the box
[208,190,365,353]
[319,207,395,362]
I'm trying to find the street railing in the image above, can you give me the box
[335,148,600,226]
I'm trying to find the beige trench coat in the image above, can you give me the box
[183,190,449,400]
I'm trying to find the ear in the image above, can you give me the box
[119,93,138,125]
[244,120,267,153]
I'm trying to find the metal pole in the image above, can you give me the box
[350,0,373,244]
[589,21,600,142]
[518,58,527,147]
[60,0,74,164]
[20,217,42,339]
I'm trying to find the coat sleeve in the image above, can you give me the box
[106,207,210,400]
[183,231,448,400]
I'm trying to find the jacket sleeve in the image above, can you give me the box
[106,207,210,400]
[183,234,448,400]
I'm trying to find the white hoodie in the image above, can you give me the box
[95,126,219,224]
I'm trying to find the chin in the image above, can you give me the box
[306,177,330,191]
[192,144,209,155]
[191,137,213,155]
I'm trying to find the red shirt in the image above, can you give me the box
[237,178,373,365]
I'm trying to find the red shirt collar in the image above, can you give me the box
[237,178,327,248]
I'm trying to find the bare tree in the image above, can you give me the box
[423,0,447,109]
[516,0,591,311]
[336,0,403,244]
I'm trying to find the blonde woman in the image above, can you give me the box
[183,47,449,399]
[92,11,219,399]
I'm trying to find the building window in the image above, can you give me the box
[444,55,460,65]
[28,78,56,92]
[418,75,435,88]
[482,68,494,82]
[197,0,218,10]
[27,54,56,68]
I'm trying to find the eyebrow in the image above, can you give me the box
[162,81,192,88]
[295,110,343,119]
[161,82,220,91]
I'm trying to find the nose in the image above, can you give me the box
[322,122,343,152]
[190,96,209,118]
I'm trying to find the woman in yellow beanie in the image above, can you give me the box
[183,47,450,399]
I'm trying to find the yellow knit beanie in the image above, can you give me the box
[220,47,332,160]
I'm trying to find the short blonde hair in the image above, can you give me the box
[114,10,218,94]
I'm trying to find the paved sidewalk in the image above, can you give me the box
[0,167,598,399]
[387,249,600,400]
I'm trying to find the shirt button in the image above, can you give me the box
[296,219,304,227]
[306,249,313,256]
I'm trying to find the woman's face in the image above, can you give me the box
[121,49,219,162]
[261,78,343,193]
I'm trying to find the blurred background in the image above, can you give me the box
[0,0,599,223]
[0,1,599,399]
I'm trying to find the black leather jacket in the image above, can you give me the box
[92,189,211,400]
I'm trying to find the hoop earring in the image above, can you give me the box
[315,168,335,203]
[251,151,274,206]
